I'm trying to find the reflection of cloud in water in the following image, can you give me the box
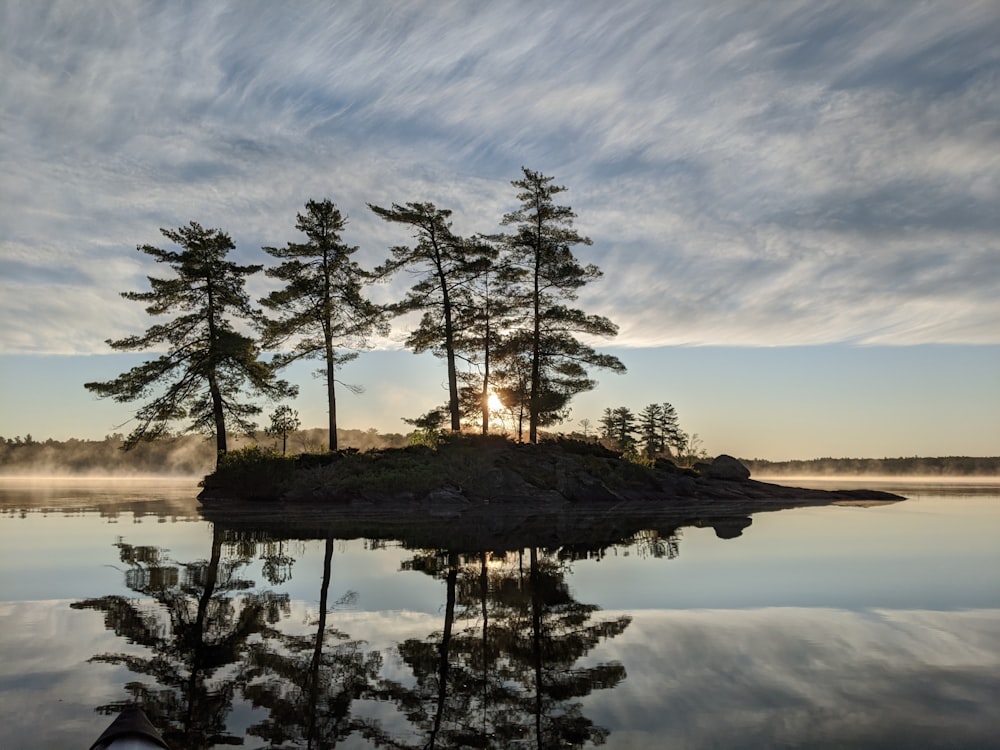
[1,601,151,748]
[580,607,1000,748]
[4,602,998,747]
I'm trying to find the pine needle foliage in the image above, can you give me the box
[498,168,626,442]
[260,200,388,451]
[84,222,296,461]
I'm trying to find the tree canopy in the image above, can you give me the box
[369,201,495,432]
[84,222,295,461]
[261,199,388,451]
[497,168,625,442]
[82,169,645,452]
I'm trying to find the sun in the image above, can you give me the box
[487,391,504,412]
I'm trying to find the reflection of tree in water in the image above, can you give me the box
[71,526,290,749]
[557,528,681,563]
[71,522,668,748]
[363,546,631,749]
[226,530,302,586]
[239,535,383,748]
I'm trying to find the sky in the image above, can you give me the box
[1,0,998,461]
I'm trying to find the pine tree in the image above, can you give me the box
[659,402,683,457]
[599,406,639,451]
[369,202,494,432]
[265,405,300,455]
[452,246,517,434]
[84,222,295,462]
[260,200,388,451]
[499,168,625,442]
[639,403,665,458]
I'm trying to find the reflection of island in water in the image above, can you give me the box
[201,495,754,553]
[72,514,657,749]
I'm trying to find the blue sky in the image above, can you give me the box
[1,1,998,459]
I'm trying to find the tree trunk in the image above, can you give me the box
[428,553,458,748]
[208,372,227,461]
[432,237,461,433]
[306,536,335,750]
[529,282,541,444]
[530,546,543,746]
[186,525,223,736]
[480,371,490,436]
[326,338,338,451]
[206,277,226,462]
[480,551,489,734]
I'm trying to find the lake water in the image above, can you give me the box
[1,478,998,749]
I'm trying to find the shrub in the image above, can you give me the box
[206,446,298,500]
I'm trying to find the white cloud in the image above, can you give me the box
[1,0,997,354]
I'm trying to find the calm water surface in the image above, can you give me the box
[1,477,998,749]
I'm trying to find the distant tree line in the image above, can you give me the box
[0,433,214,475]
[84,168,626,464]
[742,456,1000,477]
[6,434,995,478]
[0,429,410,476]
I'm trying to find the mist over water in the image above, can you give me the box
[743,456,998,479]
[754,475,1000,487]
[0,427,411,477]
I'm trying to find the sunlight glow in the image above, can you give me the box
[487,392,503,412]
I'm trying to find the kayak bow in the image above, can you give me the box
[89,707,169,750]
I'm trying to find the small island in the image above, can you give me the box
[198,436,903,550]
[75,170,900,551]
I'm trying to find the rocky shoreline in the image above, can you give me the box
[198,439,903,550]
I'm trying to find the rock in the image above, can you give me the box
[653,457,680,473]
[424,486,469,518]
[702,454,751,481]
[711,517,752,539]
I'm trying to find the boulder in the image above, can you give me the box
[702,454,751,481]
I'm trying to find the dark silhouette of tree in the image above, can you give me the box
[265,404,300,455]
[402,406,448,446]
[638,402,682,459]
[491,332,534,441]
[369,202,494,432]
[453,254,515,435]
[363,547,630,748]
[637,403,664,458]
[601,402,684,458]
[517,547,631,748]
[601,406,638,451]
[239,536,382,748]
[557,528,681,563]
[84,222,295,462]
[261,200,388,451]
[71,529,289,749]
[497,168,625,443]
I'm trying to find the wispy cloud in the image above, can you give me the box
[2,0,996,353]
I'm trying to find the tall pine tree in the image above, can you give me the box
[84,222,295,462]
[499,168,625,442]
[260,200,387,451]
[369,202,494,432]
[452,244,516,434]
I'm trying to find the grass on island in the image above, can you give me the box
[203,433,683,502]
